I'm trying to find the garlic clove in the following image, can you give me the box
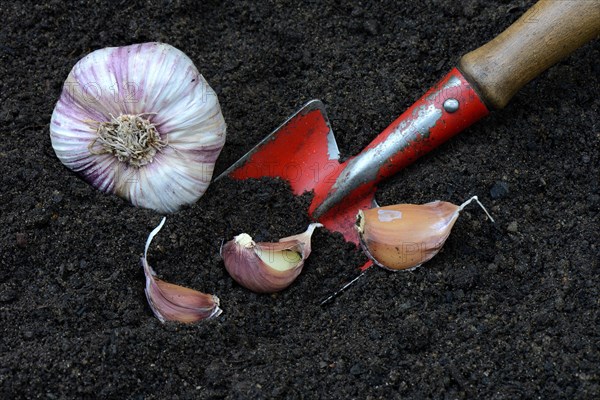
[143,263,222,324]
[50,43,226,213]
[142,217,222,323]
[357,196,493,271]
[221,223,322,293]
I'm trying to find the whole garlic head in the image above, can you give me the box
[50,42,226,213]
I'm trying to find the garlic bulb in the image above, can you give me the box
[356,196,493,271]
[50,42,226,212]
[221,223,322,293]
[142,217,222,323]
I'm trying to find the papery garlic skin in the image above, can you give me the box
[142,217,222,323]
[143,260,222,323]
[221,223,322,293]
[357,201,460,271]
[357,197,493,271]
[50,42,226,213]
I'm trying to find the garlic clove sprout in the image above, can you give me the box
[221,223,322,293]
[50,42,226,213]
[142,217,222,323]
[356,196,493,271]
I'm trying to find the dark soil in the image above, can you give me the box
[1,0,599,398]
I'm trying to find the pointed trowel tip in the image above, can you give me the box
[214,99,340,194]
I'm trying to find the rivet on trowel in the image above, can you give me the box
[443,98,459,113]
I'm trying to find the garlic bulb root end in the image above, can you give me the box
[88,114,166,168]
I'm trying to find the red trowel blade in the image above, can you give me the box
[216,100,369,243]
[217,100,340,196]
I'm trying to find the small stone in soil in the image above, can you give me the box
[16,232,27,247]
[0,288,17,303]
[490,181,509,199]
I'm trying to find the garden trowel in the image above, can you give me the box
[217,0,600,244]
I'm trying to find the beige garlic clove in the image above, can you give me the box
[221,223,322,293]
[356,196,493,271]
[142,218,222,323]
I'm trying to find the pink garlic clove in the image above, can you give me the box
[142,218,222,323]
[221,223,322,293]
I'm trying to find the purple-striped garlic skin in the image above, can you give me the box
[221,223,322,293]
[50,42,226,212]
[142,217,222,324]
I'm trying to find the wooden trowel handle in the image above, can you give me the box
[459,0,600,110]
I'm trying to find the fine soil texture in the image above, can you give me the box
[1,0,599,398]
